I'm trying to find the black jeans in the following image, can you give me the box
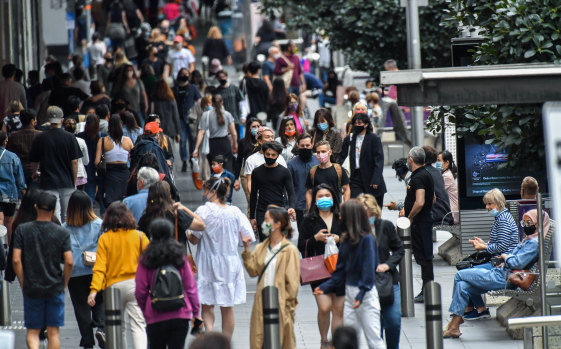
[411,221,434,285]
[68,274,104,348]
[296,209,305,232]
[146,318,190,349]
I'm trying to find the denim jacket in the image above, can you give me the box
[0,147,26,203]
[63,218,103,277]
[488,237,539,284]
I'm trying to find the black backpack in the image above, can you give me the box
[150,265,186,312]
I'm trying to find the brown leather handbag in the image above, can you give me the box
[508,270,536,290]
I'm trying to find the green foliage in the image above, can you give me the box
[426,0,561,170]
[259,0,452,78]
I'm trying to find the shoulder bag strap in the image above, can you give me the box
[333,163,342,188]
[258,244,290,283]
[70,229,85,254]
[101,137,105,156]
[310,165,318,187]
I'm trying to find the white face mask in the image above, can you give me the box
[273,53,281,60]
[261,221,273,237]
[127,71,134,79]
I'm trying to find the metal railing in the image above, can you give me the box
[507,315,561,349]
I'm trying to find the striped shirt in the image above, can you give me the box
[487,209,519,255]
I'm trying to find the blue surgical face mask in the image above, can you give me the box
[250,128,258,136]
[369,216,376,225]
[316,197,334,211]
[318,122,328,131]
[435,162,443,170]
[204,106,213,111]
[489,208,499,217]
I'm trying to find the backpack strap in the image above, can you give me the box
[333,163,343,189]
[310,165,319,187]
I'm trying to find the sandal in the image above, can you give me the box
[443,328,462,338]
[321,340,330,349]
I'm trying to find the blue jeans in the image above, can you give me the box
[380,284,401,349]
[319,93,336,107]
[180,119,195,161]
[448,267,508,316]
[467,262,494,308]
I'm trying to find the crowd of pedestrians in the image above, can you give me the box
[0,2,548,349]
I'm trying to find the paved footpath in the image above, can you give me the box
[1,161,524,348]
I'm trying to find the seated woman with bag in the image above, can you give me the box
[444,209,550,338]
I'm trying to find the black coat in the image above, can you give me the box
[374,219,405,285]
[425,165,453,225]
[340,132,387,196]
[297,214,342,258]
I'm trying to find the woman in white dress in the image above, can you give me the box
[188,177,255,340]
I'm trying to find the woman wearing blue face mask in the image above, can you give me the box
[469,188,519,257]
[357,193,404,349]
[310,109,343,163]
[297,183,343,348]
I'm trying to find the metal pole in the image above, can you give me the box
[0,279,10,326]
[425,282,443,349]
[85,0,92,41]
[0,226,8,326]
[397,217,415,317]
[105,286,122,349]
[262,286,281,349]
[406,0,425,146]
[537,192,548,348]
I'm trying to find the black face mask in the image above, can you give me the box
[353,125,365,134]
[218,79,228,86]
[299,148,313,161]
[178,75,189,83]
[523,226,536,236]
[265,157,277,166]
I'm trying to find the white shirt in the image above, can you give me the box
[88,41,107,66]
[275,137,296,163]
[355,134,365,169]
[167,48,195,78]
[264,240,282,287]
[244,151,287,175]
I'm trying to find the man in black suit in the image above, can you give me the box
[339,112,387,206]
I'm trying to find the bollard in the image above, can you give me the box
[0,279,10,326]
[425,281,443,349]
[105,286,122,349]
[397,217,415,317]
[0,226,9,326]
[262,286,281,349]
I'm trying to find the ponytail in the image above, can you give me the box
[203,177,231,204]
[212,94,225,126]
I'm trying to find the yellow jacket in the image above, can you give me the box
[90,228,150,292]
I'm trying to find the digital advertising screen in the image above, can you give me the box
[457,135,547,210]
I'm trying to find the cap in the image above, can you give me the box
[212,155,226,164]
[47,106,63,124]
[144,121,163,134]
[209,58,223,74]
[173,35,183,43]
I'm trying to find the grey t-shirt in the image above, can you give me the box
[13,221,71,298]
[198,109,234,138]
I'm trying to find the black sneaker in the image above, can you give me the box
[181,161,188,172]
[414,291,424,303]
[95,329,106,348]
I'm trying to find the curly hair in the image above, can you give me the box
[102,202,137,232]
[140,218,186,269]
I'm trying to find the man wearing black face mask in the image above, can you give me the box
[215,70,243,140]
[173,68,201,172]
[288,133,320,230]
[249,141,296,241]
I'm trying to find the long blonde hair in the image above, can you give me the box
[207,26,223,39]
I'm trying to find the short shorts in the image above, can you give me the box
[0,202,16,217]
[23,292,65,329]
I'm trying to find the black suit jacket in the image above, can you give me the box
[340,132,387,196]
[374,219,405,284]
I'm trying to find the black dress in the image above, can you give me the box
[298,213,345,296]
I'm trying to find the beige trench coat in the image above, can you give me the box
[242,238,301,349]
